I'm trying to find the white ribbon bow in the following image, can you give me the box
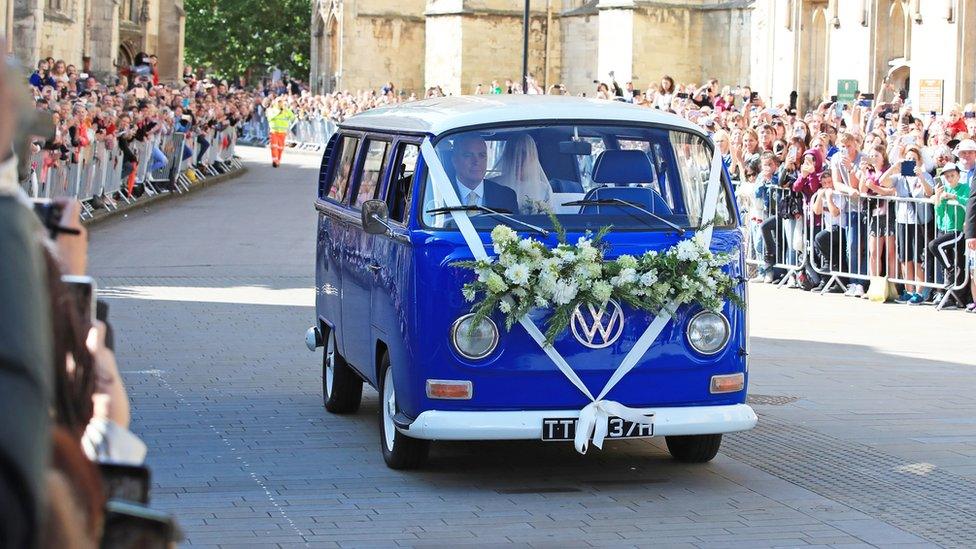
[420,138,726,455]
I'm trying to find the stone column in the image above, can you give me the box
[88,0,120,81]
[155,0,184,82]
[597,0,635,86]
[12,0,43,65]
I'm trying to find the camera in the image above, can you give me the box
[32,199,65,239]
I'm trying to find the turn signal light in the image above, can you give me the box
[426,380,473,400]
[710,373,745,394]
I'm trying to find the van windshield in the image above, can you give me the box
[420,124,734,232]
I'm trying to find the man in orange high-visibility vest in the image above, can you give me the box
[266,97,295,168]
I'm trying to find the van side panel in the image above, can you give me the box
[315,204,344,351]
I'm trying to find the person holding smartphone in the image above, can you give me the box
[858,144,897,280]
[879,146,935,304]
[926,162,970,307]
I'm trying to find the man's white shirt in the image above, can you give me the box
[458,180,485,207]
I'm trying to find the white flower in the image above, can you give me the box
[551,280,579,305]
[617,254,638,269]
[505,263,531,285]
[675,239,699,261]
[486,273,508,294]
[518,238,537,253]
[512,287,528,299]
[639,270,658,287]
[534,295,549,308]
[592,281,613,303]
[579,245,599,262]
[462,286,476,302]
[619,268,638,284]
[491,225,517,245]
[499,300,512,313]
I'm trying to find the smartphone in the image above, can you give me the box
[181,98,190,108]
[676,92,689,99]
[788,146,797,160]
[62,275,96,324]
[858,99,873,108]
[900,160,917,177]
[830,95,838,103]
[930,111,937,117]
[102,500,183,548]
[99,463,150,504]
[966,112,976,119]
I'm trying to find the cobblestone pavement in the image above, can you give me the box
[88,147,976,548]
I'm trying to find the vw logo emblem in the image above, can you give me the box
[570,300,625,349]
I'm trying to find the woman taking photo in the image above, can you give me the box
[859,143,897,280]
[879,146,935,304]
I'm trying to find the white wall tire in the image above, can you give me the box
[322,329,362,414]
[378,353,429,469]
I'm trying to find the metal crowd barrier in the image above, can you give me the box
[22,124,243,219]
[286,115,336,152]
[741,184,971,310]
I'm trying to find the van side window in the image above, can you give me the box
[353,140,391,209]
[326,135,359,204]
[386,143,419,224]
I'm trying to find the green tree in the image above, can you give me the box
[184,0,312,83]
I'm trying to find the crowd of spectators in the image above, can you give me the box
[247,73,975,311]
[25,53,252,204]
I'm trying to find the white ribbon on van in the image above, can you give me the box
[420,139,726,454]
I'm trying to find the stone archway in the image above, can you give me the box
[873,0,911,100]
[118,41,136,71]
[311,4,341,94]
[797,2,830,111]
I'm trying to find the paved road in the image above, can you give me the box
[89,146,976,548]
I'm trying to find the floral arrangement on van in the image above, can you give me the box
[454,220,742,344]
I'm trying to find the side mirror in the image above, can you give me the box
[362,199,393,235]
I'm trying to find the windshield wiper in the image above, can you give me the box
[425,205,550,237]
[562,198,685,234]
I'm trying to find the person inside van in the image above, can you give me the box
[493,134,552,214]
[450,135,519,213]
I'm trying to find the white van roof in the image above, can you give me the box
[340,95,704,136]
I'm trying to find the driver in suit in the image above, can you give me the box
[451,135,520,213]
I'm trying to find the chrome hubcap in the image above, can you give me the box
[325,336,335,397]
[383,368,396,451]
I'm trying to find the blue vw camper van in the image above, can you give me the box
[307,96,756,469]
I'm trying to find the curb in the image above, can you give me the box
[82,166,249,228]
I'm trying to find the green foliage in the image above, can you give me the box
[184,0,312,82]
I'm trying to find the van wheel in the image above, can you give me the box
[378,353,429,469]
[665,434,723,463]
[322,330,362,414]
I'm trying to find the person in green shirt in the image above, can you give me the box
[927,162,970,306]
[266,97,295,168]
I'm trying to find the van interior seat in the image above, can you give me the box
[583,150,672,216]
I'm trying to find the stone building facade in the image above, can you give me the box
[312,0,976,113]
[749,0,976,113]
[7,0,185,82]
[311,0,753,97]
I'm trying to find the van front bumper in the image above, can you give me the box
[397,403,757,441]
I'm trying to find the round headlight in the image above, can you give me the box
[451,314,499,360]
[687,311,730,355]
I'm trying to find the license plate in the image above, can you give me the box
[541,415,654,441]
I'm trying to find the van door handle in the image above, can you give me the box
[367,263,381,273]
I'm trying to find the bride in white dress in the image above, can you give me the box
[493,134,552,214]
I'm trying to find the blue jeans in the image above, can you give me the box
[846,210,868,283]
[150,146,168,173]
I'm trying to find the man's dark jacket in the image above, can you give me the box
[0,197,53,548]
